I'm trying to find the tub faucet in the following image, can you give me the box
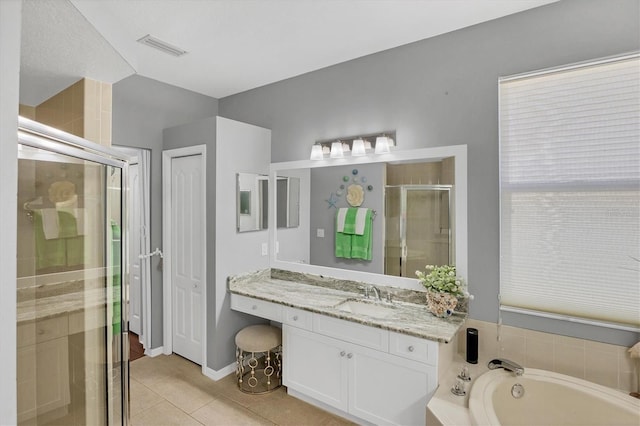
[488,358,524,376]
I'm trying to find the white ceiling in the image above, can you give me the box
[20,0,558,105]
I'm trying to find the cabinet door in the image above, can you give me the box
[17,344,36,422]
[36,336,71,416]
[283,325,348,411]
[348,347,436,426]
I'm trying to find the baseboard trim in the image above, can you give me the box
[203,362,236,381]
[145,346,165,357]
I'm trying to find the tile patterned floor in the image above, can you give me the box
[129,354,355,426]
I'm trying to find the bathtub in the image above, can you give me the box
[469,368,640,426]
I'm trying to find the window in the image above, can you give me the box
[499,54,640,330]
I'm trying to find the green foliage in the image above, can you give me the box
[416,264,466,297]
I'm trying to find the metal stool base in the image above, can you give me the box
[236,346,282,394]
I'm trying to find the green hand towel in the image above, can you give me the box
[335,210,352,258]
[34,211,66,269]
[342,208,359,234]
[111,221,122,335]
[350,209,373,261]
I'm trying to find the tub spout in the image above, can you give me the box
[488,358,524,376]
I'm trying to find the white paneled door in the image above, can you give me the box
[129,162,142,335]
[170,154,204,364]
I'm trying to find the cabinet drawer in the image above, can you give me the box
[389,332,438,366]
[283,307,312,330]
[231,294,282,322]
[17,322,36,348]
[313,315,388,351]
[18,316,69,347]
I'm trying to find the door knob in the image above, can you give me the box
[340,351,346,357]
[347,353,353,359]
[408,346,415,352]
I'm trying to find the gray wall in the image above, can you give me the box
[112,75,218,348]
[219,0,640,345]
[310,163,384,274]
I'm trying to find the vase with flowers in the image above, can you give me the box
[416,264,466,318]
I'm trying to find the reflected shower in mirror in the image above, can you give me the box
[237,173,268,232]
[277,176,300,228]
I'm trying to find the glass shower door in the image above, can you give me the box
[16,120,128,425]
[385,185,452,277]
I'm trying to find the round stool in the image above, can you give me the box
[235,325,282,394]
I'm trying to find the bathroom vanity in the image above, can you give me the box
[229,269,465,426]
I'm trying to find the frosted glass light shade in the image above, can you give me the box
[330,141,344,158]
[352,138,366,156]
[310,144,324,160]
[342,142,350,152]
[375,136,390,154]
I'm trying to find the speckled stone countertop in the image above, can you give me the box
[17,288,106,324]
[17,278,108,324]
[228,269,466,343]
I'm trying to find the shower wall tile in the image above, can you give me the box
[35,79,84,139]
[457,319,635,393]
[19,104,36,120]
[30,78,112,147]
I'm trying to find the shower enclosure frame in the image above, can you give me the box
[17,116,130,425]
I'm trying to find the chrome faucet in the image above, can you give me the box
[488,358,525,376]
[368,285,381,301]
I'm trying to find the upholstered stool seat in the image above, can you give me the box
[235,325,282,394]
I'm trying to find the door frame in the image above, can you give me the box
[113,146,152,350]
[162,145,207,370]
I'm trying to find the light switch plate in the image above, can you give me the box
[261,242,268,256]
[317,228,325,238]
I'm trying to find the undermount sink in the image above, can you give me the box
[334,299,396,319]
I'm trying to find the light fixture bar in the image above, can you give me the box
[310,131,396,160]
[137,34,188,57]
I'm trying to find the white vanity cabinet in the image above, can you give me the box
[283,325,349,411]
[284,318,437,426]
[230,293,440,426]
[17,315,70,422]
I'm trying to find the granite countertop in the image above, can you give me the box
[228,269,466,343]
[17,286,107,324]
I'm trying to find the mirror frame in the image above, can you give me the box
[269,144,467,291]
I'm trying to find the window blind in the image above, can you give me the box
[499,55,640,329]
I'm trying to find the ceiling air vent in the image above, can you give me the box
[137,34,187,57]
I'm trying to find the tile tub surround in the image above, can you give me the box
[427,319,638,425]
[228,269,466,343]
[457,319,638,394]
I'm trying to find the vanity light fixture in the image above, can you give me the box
[309,131,396,160]
[352,138,366,156]
[375,135,391,154]
[310,144,324,160]
[330,141,344,158]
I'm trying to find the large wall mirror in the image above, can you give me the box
[237,172,268,232]
[270,145,467,290]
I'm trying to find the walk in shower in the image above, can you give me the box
[384,185,453,277]
[16,118,129,425]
